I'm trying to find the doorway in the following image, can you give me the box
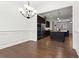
[37,6,73,48]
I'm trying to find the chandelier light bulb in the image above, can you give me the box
[28,6,34,10]
[18,8,24,12]
[33,10,37,13]
[32,12,34,15]
[22,11,25,14]
[24,4,29,9]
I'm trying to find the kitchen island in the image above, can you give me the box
[50,31,68,42]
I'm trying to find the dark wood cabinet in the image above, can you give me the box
[37,15,45,24]
[37,15,45,40]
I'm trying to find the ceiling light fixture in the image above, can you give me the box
[57,17,60,20]
[70,22,72,23]
[57,10,62,22]
[18,1,37,19]
[57,17,61,22]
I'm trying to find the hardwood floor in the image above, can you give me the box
[0,35,78,58]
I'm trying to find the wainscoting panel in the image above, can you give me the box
[0,30,37,49]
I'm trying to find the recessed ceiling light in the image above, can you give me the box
[70,22,72,23]
[57,17,60,20]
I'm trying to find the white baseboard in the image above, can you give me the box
[0,30,37,49]
[0,39,36,49]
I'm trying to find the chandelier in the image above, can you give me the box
[18,1,37,19]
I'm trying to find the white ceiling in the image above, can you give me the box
[29,1,72,20]
[39,6,72,20]
[29,1,73,13]
[0,1,72,20]
[14,1,73,13]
